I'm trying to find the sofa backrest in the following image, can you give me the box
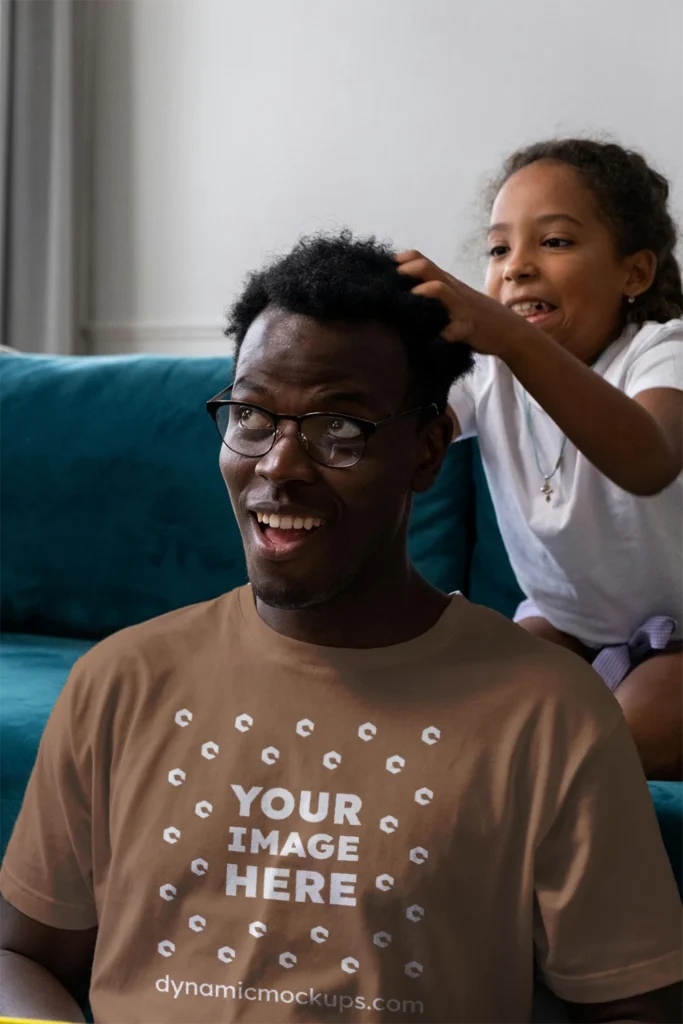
[468,443,524,618]
[1,353,482,638]
[2,354,240,637]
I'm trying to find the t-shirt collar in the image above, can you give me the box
[236,584,465,670]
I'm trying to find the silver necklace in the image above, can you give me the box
[522,391,567,502]
[520,349,605,502]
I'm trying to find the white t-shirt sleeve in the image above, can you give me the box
[624,320,683,398]
[533,713,683,1003]
[447,358,488,439]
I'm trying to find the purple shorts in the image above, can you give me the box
[514,599,682,692]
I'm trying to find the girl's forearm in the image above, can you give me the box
[504,329,678,495]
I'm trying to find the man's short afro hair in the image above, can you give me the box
[226,230,473,413]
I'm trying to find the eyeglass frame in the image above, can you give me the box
[206,385,438,468]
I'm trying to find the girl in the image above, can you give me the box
[397,139,683,780]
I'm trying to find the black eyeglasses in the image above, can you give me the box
[206,386,437,469]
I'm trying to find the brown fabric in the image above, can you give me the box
[1,588,681,1023]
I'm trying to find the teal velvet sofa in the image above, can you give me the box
[0,353,680,1022]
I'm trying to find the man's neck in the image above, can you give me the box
[254,564,450,649]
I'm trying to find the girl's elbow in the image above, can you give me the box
[627,458,681,496]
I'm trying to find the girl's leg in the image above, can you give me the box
[516,615,593,661]
[518,614,682,781]
[613,650,682,781]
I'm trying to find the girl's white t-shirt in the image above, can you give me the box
[448,319,683,647]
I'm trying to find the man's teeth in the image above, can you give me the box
[511,301,554,316]
[256,512,323,531]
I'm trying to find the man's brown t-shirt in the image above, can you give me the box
[1,589,681,1023]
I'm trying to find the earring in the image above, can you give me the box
[627,295,635,304]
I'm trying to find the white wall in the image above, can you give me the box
[87,0,683,356]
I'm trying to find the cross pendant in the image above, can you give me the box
[541,479,553,502]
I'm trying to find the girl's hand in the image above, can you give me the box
[395,250,537,361]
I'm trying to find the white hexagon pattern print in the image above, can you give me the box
[158,709,440,1001]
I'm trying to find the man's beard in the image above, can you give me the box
[247,538,378,613]
[249,559,366,612]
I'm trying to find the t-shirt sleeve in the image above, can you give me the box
[0,663,98,930]
[447,357,488,439]
[533,713,682,1003]
[624,321,683,397]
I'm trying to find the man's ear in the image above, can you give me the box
[411,413,454,494]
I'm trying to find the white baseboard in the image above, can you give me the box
[85,322,233,357]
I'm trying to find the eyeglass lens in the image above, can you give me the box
[215,404,366,468]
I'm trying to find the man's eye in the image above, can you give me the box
[327,418,363,440]
[488,245,508,258]
[237,407,271,430]
[543,237,573,249]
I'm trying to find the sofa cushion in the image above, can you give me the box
[468,440,524,617]
[0,633,95,856]
[409,438,474,595]
[649,781,683,894]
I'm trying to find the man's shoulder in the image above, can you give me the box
[67,587,246,698]
[453,600,622,734]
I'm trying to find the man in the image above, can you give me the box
[1,232,681,1023]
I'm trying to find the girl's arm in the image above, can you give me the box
[504,329,682,495]
[399,252,682,495]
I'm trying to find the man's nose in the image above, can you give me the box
[255,420,319,485]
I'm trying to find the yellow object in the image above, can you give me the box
[0,1018,72,1023]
